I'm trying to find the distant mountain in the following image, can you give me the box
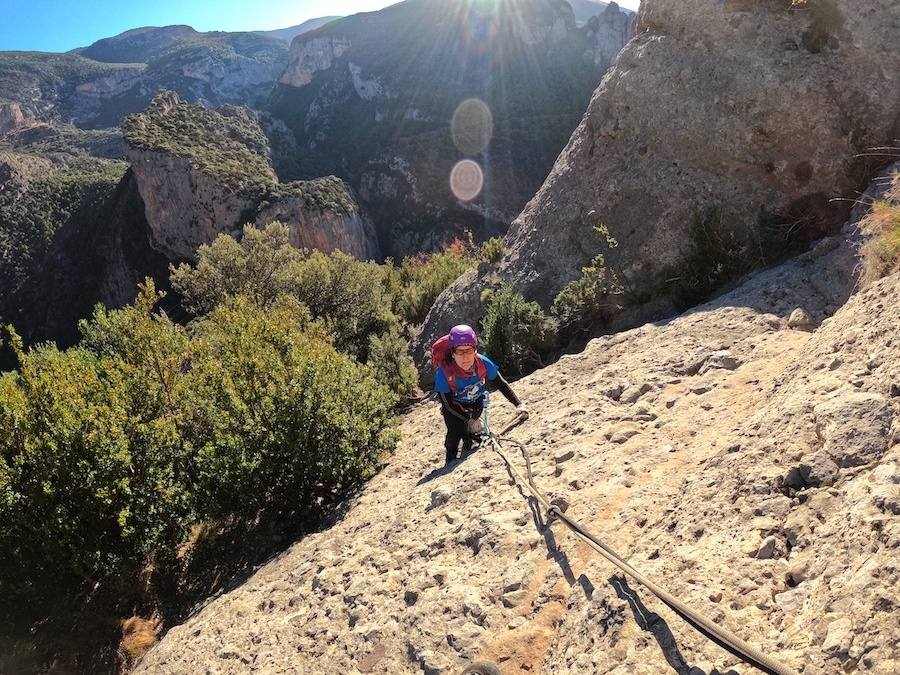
[253,16,342,43]
[0,0,633,361]
[2,27,290,128]
[569,0,635,24]
[270,0,633,258]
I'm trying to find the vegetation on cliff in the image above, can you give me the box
[123,91,358,215]
[859,168,900,285]
[122,92,276,190]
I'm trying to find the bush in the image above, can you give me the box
[858,171,900,286]
[0,281,400,588]
[481,237,504,264]
[1,288,195,581]
[662,205,749,311]
[366,325,419,400]
[183,297,399,518]
[290,249,398,361]
[393,239,477,326]
[481,283,547,376]
[170,221,305,315]
[552,224,622,339]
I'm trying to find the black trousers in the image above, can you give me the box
[442,398,484,463]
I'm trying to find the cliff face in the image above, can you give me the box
[270,0,634,258]
[126,147,257,262]
[124,93,381,263]
[256,196,379,261]
[131,167,900,675]
[423,0,900,334]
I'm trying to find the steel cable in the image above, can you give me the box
[487,422,800,675]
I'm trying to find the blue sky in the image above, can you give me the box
[0,0,639,53]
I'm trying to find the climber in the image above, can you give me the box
[433,324,528,465]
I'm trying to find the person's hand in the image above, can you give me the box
[466,417,485,434]
[515,404,529,420]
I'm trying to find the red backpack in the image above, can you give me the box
[431,334,487,391]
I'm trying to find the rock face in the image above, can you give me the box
[279,36,351,87]
[429,0,900,323]
[0,102,33,134]
[131,178,900,674]
[126,147,256,261]
[124,93,381,263]
[127,145,380,263]
[255,195,380,261]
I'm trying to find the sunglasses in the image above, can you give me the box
[453,347,476,355]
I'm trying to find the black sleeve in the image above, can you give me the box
[487,371,521,407]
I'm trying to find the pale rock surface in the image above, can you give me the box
[133,211,900,672]
[255,196,380,261]
[279,37,351,88]
[0,102,34,134]
[127,147,257,261]
[126,145,380,263]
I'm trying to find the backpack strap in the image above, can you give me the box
[443,355,487,392]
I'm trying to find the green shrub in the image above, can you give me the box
[662,205,749,311]
[184,297,399,518]
[1,289,195,580]
[393,239,477,326]
[552,224,622,338]
[481,237,504,264]
[171,223,415,394]
[170,221,305,315]
[481,283,547,376]
[0,280,400,588]
[366,325,419,400]
[291,249,398,362]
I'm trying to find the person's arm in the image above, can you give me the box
[488,371,521,407]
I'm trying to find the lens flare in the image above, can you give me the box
[459,1,500,56]
[450,160,484,202]
[451,98,493,156]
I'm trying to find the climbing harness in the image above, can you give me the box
[479,417,800,675]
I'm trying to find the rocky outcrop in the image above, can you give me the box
[256,192,380,261]
[126,147,256,261]
[123,91,380,263]
[126,145,380,263]
[0,102,34,134]
[131,175,900,675]
[428,0,900,326]
[585,3,635,66]
[279,36,351,87]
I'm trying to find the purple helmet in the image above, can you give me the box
[448,324,478,349]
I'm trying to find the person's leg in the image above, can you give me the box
[442,408,466,464]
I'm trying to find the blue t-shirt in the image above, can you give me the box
[435,354,500,404]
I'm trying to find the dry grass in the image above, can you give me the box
[118,615,161,671]
[859,170,900,286]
